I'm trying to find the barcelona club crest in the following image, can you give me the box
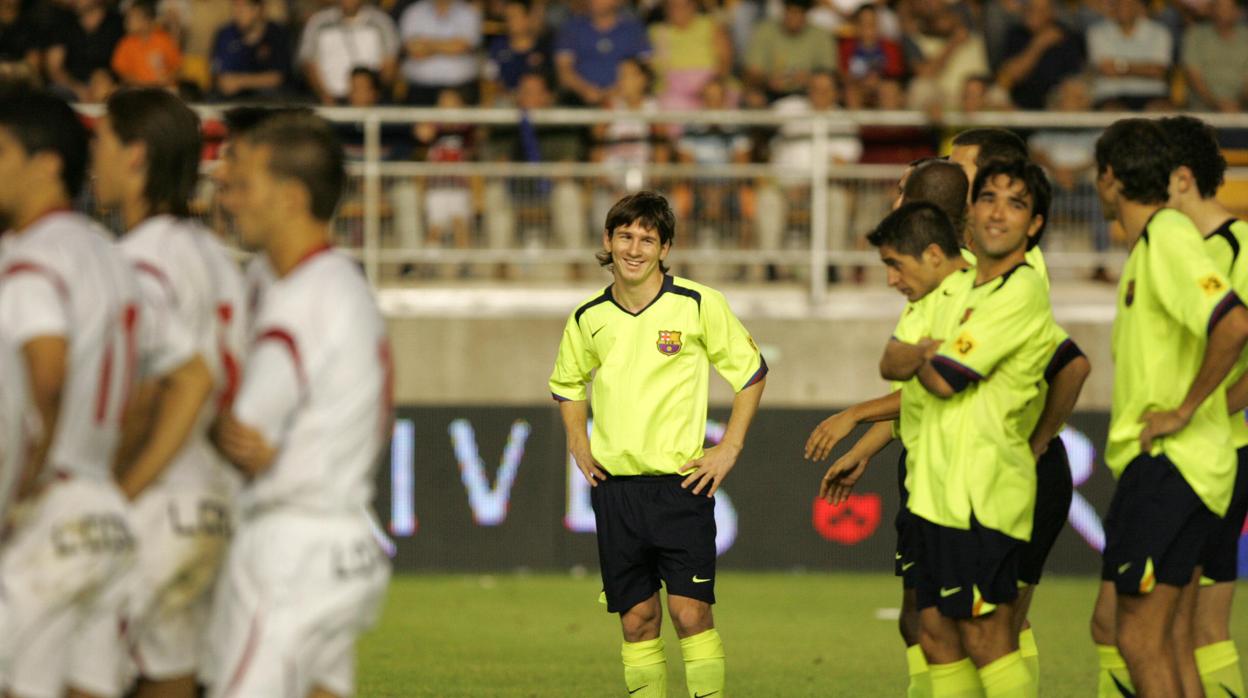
[657,330,683,356]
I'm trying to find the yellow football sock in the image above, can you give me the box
[1096,644,1134,698]
[1196,640,1245,698]
[1018,627,1039,684]
[622,637,668,697]
[979,651,1034,698]
[930,658,984,698]
[907,644,933,698]
[679,629,725,698]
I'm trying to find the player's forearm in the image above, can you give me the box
[854,420,895,460]
[847,390,902,423]
[916,360,956,399]
[1180,307,1248,420]
[1229,371,1248,414]
[558,398,591,450]
[120,356,213,499]
[721,378,766,450]
[1031,355,1090,447]
[880,341,929,381]
[20,337,66,494]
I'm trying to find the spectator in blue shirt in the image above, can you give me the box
[554,0,650,106]
[485,0,554,101]
[210,0,290,100]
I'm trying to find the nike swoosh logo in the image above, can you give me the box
[940,586,961,598]
[901,562,915,571]
[1118,562,1132,574]
[628,685,648,694]
[694,693,719,698]
[692,576,712,583]
[895,552,903,560]
[943,289,954,296]
[1112,674,1136,697]
[592,326,605,337]
[1221,683,1241,698]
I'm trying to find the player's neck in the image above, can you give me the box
[612,269,665,312]
[1118,200,1163,249]
[974,248,1025,285]
[11,191,71,234]
[121,195,153,231]
[267,222,333,277]
[1181,197,1236,237]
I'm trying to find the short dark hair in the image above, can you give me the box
[0,87,88,199]
[903,159,968,233]
[1095,118,1177,205]
[782,0,813,10]
[867,201,961,259]
[952,127,1028,167]
[351,67,381,91]
[1158,115,1226,200]
[222,105,313,139]
[242,113,346,222]
[971,158,1052,250]
[106,88,201,218]
[597,191,676,273]
[129,0,157,19]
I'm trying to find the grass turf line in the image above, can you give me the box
[359,572,1248,697]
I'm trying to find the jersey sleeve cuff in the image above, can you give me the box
[1044,338,1086,383]
[931,355,982,393]
[1208,291,1244,337]
[740,354,769,391]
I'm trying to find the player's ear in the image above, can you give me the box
[601,229,612,252]
[1027,214,1044,242]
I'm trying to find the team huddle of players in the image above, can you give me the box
[0,88,391,698]
[812,119,1248,698]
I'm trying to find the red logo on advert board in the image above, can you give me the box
[812,494,881,545]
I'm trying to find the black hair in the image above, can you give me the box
[222,105,313,139]
[951,127,1028,167]
[1095,118,1177,205]
[903,159,969,234]
[867,201,961,259]
[597,191,676,273]
[0,87,88,199]
[129,0,158,19]
[242,113,346,222]
[1158,115,1226,200]
[105,88,201,218]
[350,67,382,92]
[971,158,1052,249]
[782,0,813,11]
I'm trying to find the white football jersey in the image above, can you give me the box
[120,215,248,487]
[0,211,189,481]
[233,246,391,514]
[0,338,28,522]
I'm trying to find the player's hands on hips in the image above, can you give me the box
[1139,409,1191,452]
[819,448,869,506]
[805,410,857,462]
[213,413,277,476]
[681,443,741,497]
[1029,435,1050,460]
[570,442,608,487]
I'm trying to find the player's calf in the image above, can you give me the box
[1117,586,1184,697]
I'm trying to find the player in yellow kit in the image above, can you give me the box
[550,191,767,698]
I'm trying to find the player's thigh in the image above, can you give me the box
[591,478,664,614]
[649,481,716,604]
[1018,437,1073,587]
[1196,447,1248,587]
[1117,583,1183,650]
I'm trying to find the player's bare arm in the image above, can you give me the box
[1030,355,1091,458]
[820,420,894,505]
[116,354,213,499]
[1141,304,1248,450]
[681,377,766,497]
[212,411,277,477]
[558,398,607,487]
[879,338,940,381]
[916,357,957,399]
[805,390,900,462]
[18,335,65,499]
[1228,369,1248,415]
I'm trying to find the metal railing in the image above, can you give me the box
[126,106,1248,302]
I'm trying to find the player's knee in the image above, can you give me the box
[898,608,920,646]
[1116,615,1166,661]
[667,601,712,637]
[620,599,662,641]
[1090,600,1117,645]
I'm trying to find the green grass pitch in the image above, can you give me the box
[358,572,1248,696]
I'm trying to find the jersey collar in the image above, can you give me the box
[607,274,672,317]
[290,241,334,274]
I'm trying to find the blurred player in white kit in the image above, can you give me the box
[92,87,245,698]
[208,112,392,698]
[0,87,203,698]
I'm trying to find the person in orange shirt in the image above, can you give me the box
[112,0,182,88]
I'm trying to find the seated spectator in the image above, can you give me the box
[902,0,990,109]
[959,73,1012,113]
[1086,0,1171,110]
[839,4,905,109]
[0,0,39,76]
[112,0,182,88]
[299,0,400,105]
[399,0,482,105]
[484,0,554,102]
[771,70,862,172]
[554,0,651,106]
[743,0,835,102]
[648,0,732,110]
[593,57,659,187]
[675,77,751,247]
[211,0,291,100]
[337,68,417,159]
[86,65,119,103]
[42,0,125,101]
[996,0,1085,110]
[1182,0,1248,112]
[416,88,477,259]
